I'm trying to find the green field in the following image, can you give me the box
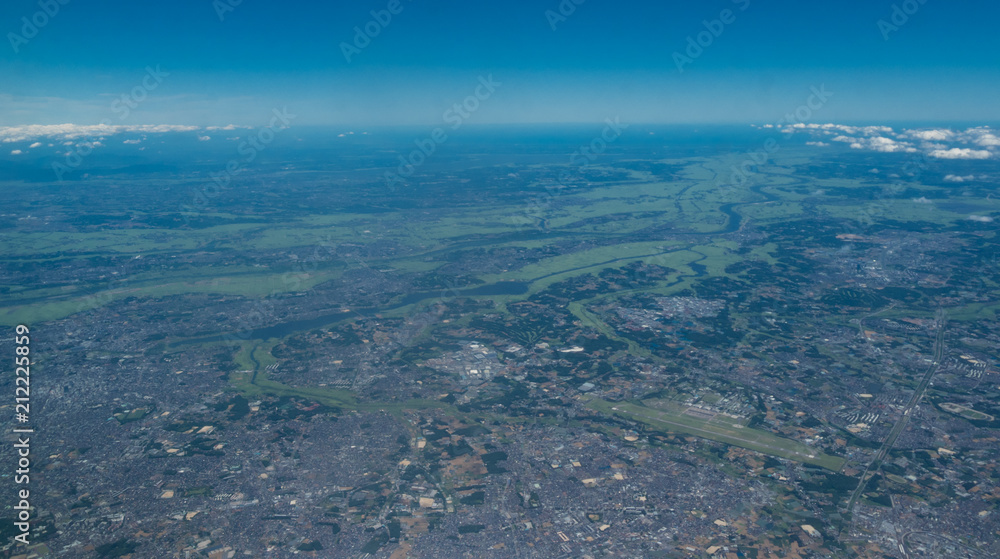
[225,341,449,414]
[479,242,693,296]
[0,268,344,326]
[586,398,846,471]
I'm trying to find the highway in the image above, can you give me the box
[901,529,991,559]
[844,309,947,519]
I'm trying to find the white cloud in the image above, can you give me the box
[789,123,894,136]
[929,148,993,160]
[958,127,1000,147]
[790,123,1000,160]
[28,142,41,148]
[123,139,143,145]
[870,137,901,152]
[859,125,894,136]
[904,129,954,141]
[943,174,975,182]
[912,197,933,204]
[197,135,211,141]
[10,149,22,155]
[805,141,829,147]
[974,133,1000,147]
[849,136,916,153]
[0,123,209,143]
[968,215,994,223]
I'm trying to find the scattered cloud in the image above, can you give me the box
[972,133,1000,147]
[849,136,916,153]
[0,123,228,143]
[912,196,933,204]
[943,174,975,182]
[929,148,992,160]
[198,135,211,141]
[779,123,998,160]
[785,123,892,136]
[28,142,42,148]
[968,215,994,223]
[904,129,953,141]
[10,149,22,155]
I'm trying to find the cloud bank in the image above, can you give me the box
[769,123,1000,160]
[0,123,243,145]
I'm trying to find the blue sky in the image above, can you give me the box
[2,0,999,126]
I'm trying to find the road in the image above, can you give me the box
[901,529,991,559]
[845,309,947,518]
